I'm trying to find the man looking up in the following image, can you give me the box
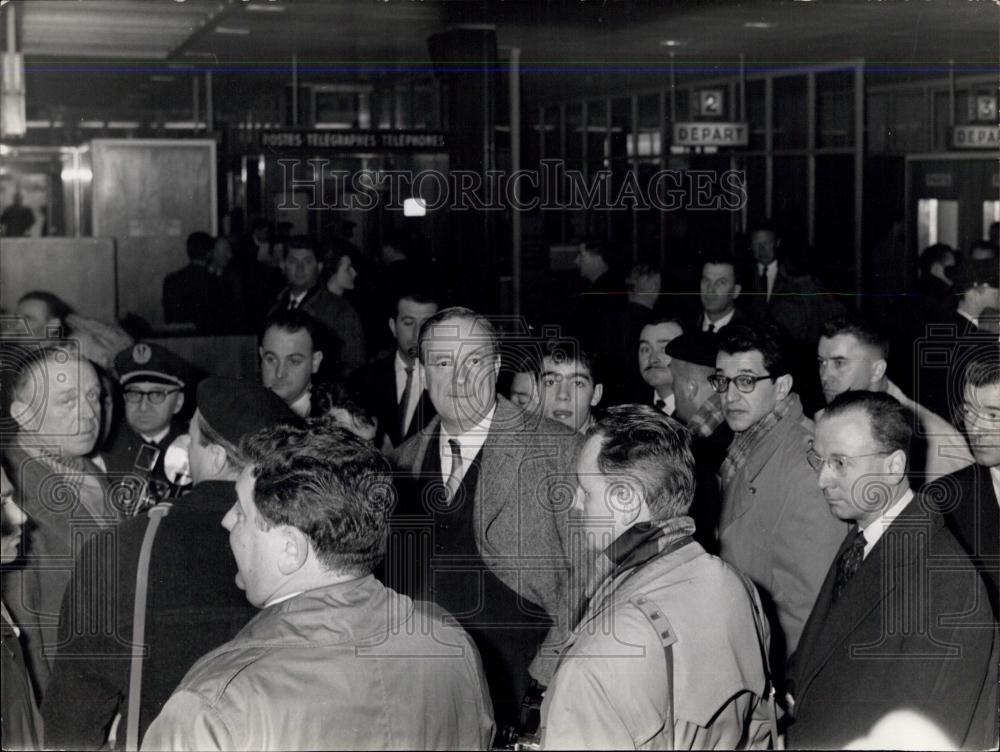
[44,379,302,750]
[143,421,495,750]
[816,315,972,483]
[259,309,325,418]
[712,324,845,671]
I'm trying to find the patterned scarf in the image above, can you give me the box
[581,515,697,610]
[687,391,726,439]
[720,393,798,488]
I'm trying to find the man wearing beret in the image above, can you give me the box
[43,379,303,751]
[103,343,193,505]
[666,331,732,553]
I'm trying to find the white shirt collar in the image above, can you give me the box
[956,308,979,328]
[265,591,302,608]
[438,403,497,487]
[860,487,915,558]
[289,290,308,306]
[1,600,19,637]
[653,391,675,416]
[289,389,311,418]
[139,426,171,445]
[703,308,735,331]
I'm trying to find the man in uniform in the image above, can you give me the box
[103,342,194,507]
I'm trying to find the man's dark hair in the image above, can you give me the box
[717,323,789,377]
[645,315,685,332]
[822,391,913,456]
[186,232,214,262]
[259,309,326,354]
[417,306,501,362]
[382,228,409,256]
[964,352,1000,390]
[918,243,955,277]
[18,291,73,326]
[393,288,440,316]
[283,235,319,261]
[749,220,780,239]
[540,339,601,385]
[820,315,889,360]
[312,381,376,432]
[240,420,393,575]
[589,404,695,521]
[700,251,739,270]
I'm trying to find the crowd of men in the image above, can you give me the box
[0,221,998,751]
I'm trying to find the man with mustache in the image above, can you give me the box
[639,318,684,416]
[712,324,845,679]
[4,345,118,697]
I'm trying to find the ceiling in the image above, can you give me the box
[11,0,1000,113]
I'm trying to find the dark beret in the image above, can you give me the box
[665,332,720,369]
[196,377,304,446]
[115,342,192,387]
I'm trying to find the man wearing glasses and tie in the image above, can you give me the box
[711,323,845,685]
[103,342,193,499]
[788,390,996,750]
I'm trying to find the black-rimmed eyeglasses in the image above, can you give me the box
[707,373,774,394]
[123,388,181,405]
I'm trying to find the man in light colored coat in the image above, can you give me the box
[712,324,846,673]
[142,421,494,751]
[540,405,774,750]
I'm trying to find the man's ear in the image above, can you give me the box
[871,358,888,385]
[277,527,310,575]
[172,391,185,416]
[775,373,793,401]
[9,398,34,432]
[209,443,228,475]
[590,383,604,407]
[311,351,324,375]
[388,317,397,339]
[732,283,741,300]
[258,346,265,361]
[887,448,907,481]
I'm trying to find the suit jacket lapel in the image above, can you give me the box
[476,399,526,554]
[721,416,789,530]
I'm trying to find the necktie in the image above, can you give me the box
[654,398,666,413]
[758,265,769,304]
[288,297,299,310]
[443,438,463,504]
[705,322,715,333]
[398,366,414,437]
[833,527,867,601]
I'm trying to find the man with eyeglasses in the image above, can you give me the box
[713,324,845,680]
[789,390,996,750]
[103,343,193,501]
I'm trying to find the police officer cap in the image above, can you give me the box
[196,377,304,447]
[665,332,719,369]
[115,342,192,387]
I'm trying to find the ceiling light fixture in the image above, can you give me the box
[659,39,685,47]
[214,26,251,35]
[744,21,773,29]
[245,3,285,11]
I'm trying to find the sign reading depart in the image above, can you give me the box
[259,130,448,151]
[673,122,749,147]
[951,125,1000,149]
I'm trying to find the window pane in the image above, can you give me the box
[773,75,808,150]
[611,97,630,161]
[746,80,766,151]
[817,70,854,148]
[587,100,608,164]
[544,105,561,159]
[566,103,583,161]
